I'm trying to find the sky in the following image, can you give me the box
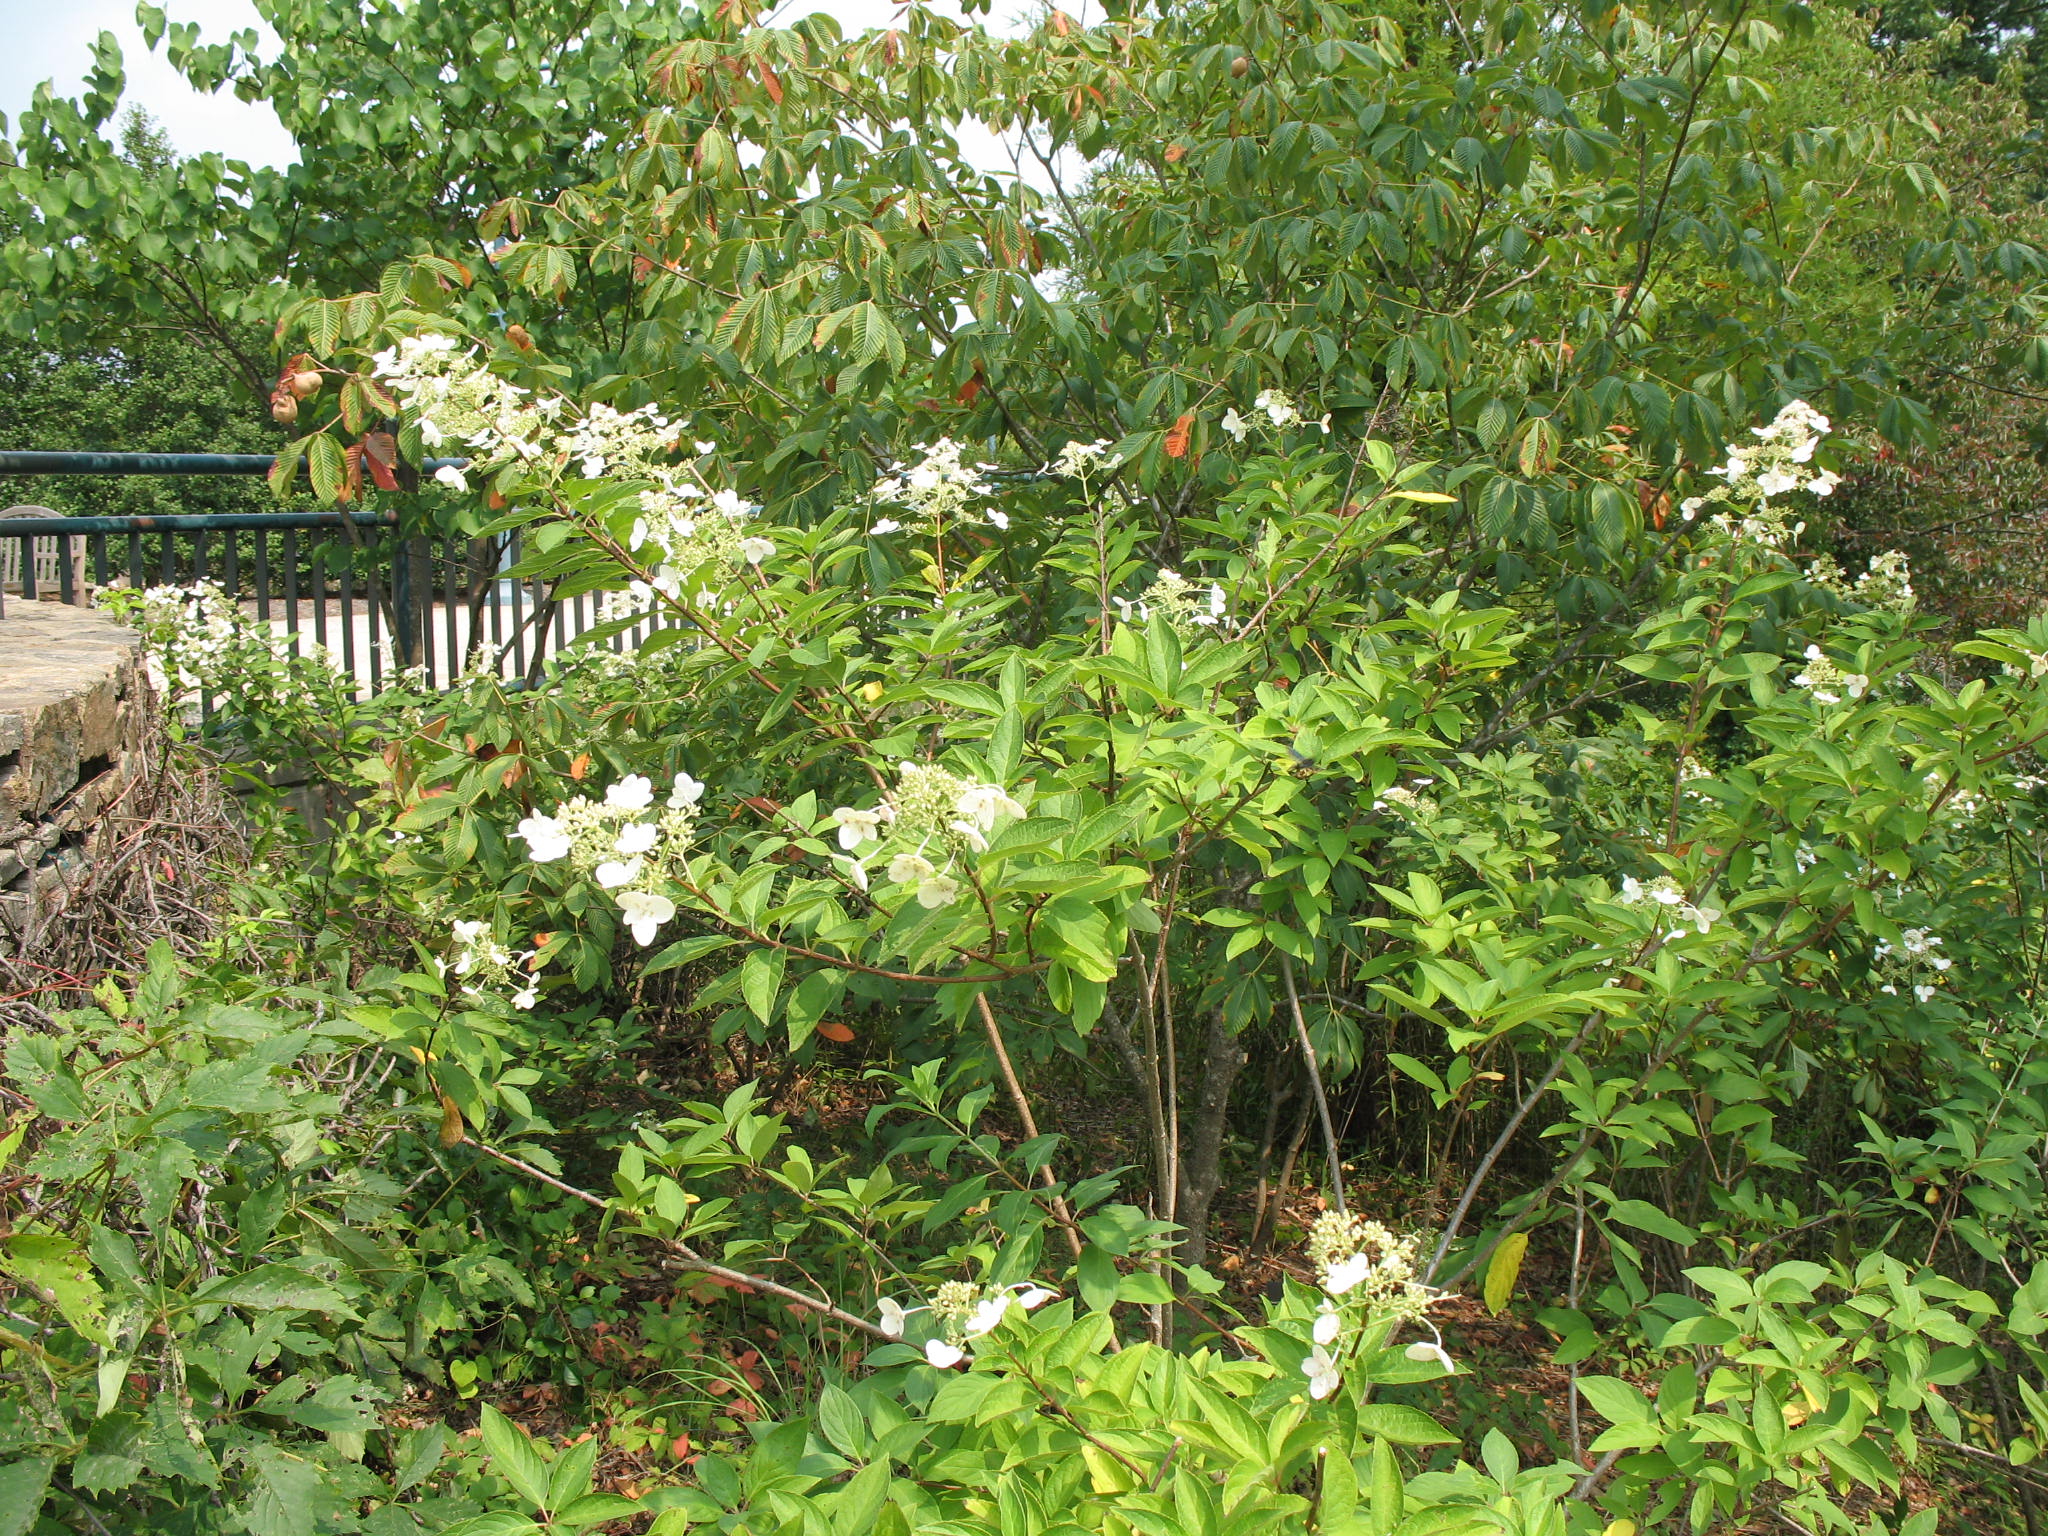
[0,0,1066,179]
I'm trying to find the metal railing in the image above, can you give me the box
[0,452,636,691]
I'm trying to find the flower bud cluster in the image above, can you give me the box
[829,762,1026,909]
[1111,568,1230,637]
[514,773,705,945]
[1618,874,1721,936]
[1790,645,1870,706]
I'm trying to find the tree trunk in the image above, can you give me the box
[1174,1008,1245,1266]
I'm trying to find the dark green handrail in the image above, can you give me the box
[0,451,466,476]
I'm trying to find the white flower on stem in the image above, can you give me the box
[1915,984,1937,1003]
[871,518,903,535]
[833,807,886,850]
[917,874,963,909]
[1302,1347,1342,1400]
[837,856,869,893]
[878,1297,910,1337]
[947,818,990,853]
[1404,1341,1456,1372]
[516,813,571,862]
[1313,1302,1341,1345]
[1807,469,1840,496]
[1013,1285,1056,1310]
[987,510,1010,531]
[740,537,774,565]
[964,1295,1010,1338]
[888,852,937,885]
[595,859,643,889]
[511,985,538,1010]
[608,775,655,811]
[924,1339,965,1369]
[1755,469,1799,498]
[670,773,706,809]
[616,821,659,856]
[434,464,470,492]
[712,489,748,518]
[1619,876,1644,902]
[1222,408,1248,442]
[1843,674,1869,699]
[616,889,676,946]
[954,783,1026,832]
[1322,1253,1373,1296]
[1680,496,1704,521]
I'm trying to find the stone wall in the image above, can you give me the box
[0,601,151,949]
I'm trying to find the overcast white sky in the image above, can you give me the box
[0,0,1065,177]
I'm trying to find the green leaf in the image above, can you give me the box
[1605,1200,1697,1247]
[642,934,738,976]
[197,1264,351,1315]
[1352,1405,1455,1446]
[479,1404,553,1512]
[0,1232,107,1345]
[1575,1375,1656,1425]
[0,1458,53,1536]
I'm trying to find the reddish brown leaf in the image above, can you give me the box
[817,1021,856,1043]
[1051,8,1072,33]
[1164,412,1194,459]
[758,59,783,103]
[1165,143,1187,163]
[956,373,984,404]
[569,752,593,781]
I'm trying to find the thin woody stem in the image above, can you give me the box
[1279,954,1346,1217]
[976,991,1084,1257]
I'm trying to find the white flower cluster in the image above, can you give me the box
[1618,874,1722,936]
[1297,1212,1449,1402]
[1807,549,1916,616]
[1373,780,1439,819]
[514,772,705,945]
[1874,926,1951,1004]
[871,438,1007,532]
[103,581,344,705]
[876,1278,1056,1368]
[828,762,1025,909]
[1790,645,1870,706]
[441,919,541,1010]
[1221,388,1332,442]
[1047,438,1118,479]
[1110,568,1229,636]
[1679,400,1841,550]
[375,337,778,601]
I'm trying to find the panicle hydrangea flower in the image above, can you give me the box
[1305,1212,1431,1322]
[1110,568,1232,638]
[826,764,1025,910]
[441,919,542,1011]
[1617,874,1720,936]
[1049,438,1118,479]
[1684,400,1849,554]
[102,580,351,712]
[871,438,1003,531]
[1806,550,1916,615]
[1873,926,1950,1003]
[1373,781,1438,819]
[513,772,705,945]
[1789,645,1869,707]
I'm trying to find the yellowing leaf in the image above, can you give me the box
[1483,1231,1529,1315]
